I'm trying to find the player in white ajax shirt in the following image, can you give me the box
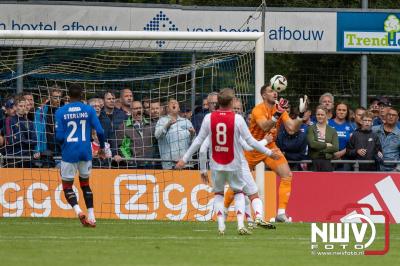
[55,84,106,227]
[176,88,280,235]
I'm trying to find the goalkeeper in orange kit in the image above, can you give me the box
[224,81,307,222]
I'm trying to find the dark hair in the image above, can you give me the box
[333,102,350,121]
[355,106,367,112]
[260,84,268,96]
[103,90,115,99]
[68,83,83,100]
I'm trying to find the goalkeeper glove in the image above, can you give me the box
[298,95,308,119]
[272,98,289,122]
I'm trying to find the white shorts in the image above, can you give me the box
[211,170,245,193]
[60,161,92,181]
[241,159,258,196]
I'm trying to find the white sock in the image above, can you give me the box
[245,197,253,222]
[214,194,225,231]
[251,197,263,219]
[88,208,95,222]
[278,208,286,216]
[73,205,83,216]
[234,193,245,229]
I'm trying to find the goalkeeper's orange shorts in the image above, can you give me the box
[244,142,288,171]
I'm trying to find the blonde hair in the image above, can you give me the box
[218,88,235,108]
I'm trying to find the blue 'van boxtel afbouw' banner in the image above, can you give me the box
[338,12,400,52]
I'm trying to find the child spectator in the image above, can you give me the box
[346,111,383,171]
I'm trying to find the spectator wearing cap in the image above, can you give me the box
[9,96,38,167]
[372,96,391,126]
[369,97,380,119]
[372,107,400,171]
[180,105,193,120]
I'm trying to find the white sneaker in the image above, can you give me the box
[275,213,292,223]
[255,218,276,229]
[247,221,256,230]
[238,227,252,235]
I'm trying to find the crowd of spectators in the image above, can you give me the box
[0,86,399,172]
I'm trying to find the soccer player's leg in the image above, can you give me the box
[211,171,227,235]
[224,151,260,212]
[78,161,96,227]
[223,188,234,217]
[244,196,255,229]
[229,171,251,235]
[241,161,275,229]
[265,149,292,223]
[61,161,88,226]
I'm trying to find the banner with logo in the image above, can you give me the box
[265,12,336,52]
[0,168,277,221]
[337,12,400,52]
[0,169,211,220]
[2,167,399,224]
[0,3,336,52]
[286,172,400,224]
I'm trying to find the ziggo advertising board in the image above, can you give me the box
[1,169,399,223]
[0,169,218,220]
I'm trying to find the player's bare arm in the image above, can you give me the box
[256,117,276,132]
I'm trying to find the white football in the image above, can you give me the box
[270,74,288,93]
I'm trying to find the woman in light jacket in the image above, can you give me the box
[307,105,339,172]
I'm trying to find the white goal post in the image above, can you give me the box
[0,30,267,203]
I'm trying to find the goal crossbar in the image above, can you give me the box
[0,30,264,42]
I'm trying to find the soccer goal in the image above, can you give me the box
[0,30,266,221]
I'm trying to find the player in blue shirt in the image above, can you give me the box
[55,84,105,227]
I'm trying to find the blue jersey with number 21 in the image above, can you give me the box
[55,101,105,163]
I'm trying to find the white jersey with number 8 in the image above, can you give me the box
[182,110,272,172]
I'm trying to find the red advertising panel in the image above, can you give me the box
[287,172,400,224]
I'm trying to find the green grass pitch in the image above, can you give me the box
[0,218,398,266]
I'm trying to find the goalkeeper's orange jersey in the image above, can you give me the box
[249,102,290,141]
